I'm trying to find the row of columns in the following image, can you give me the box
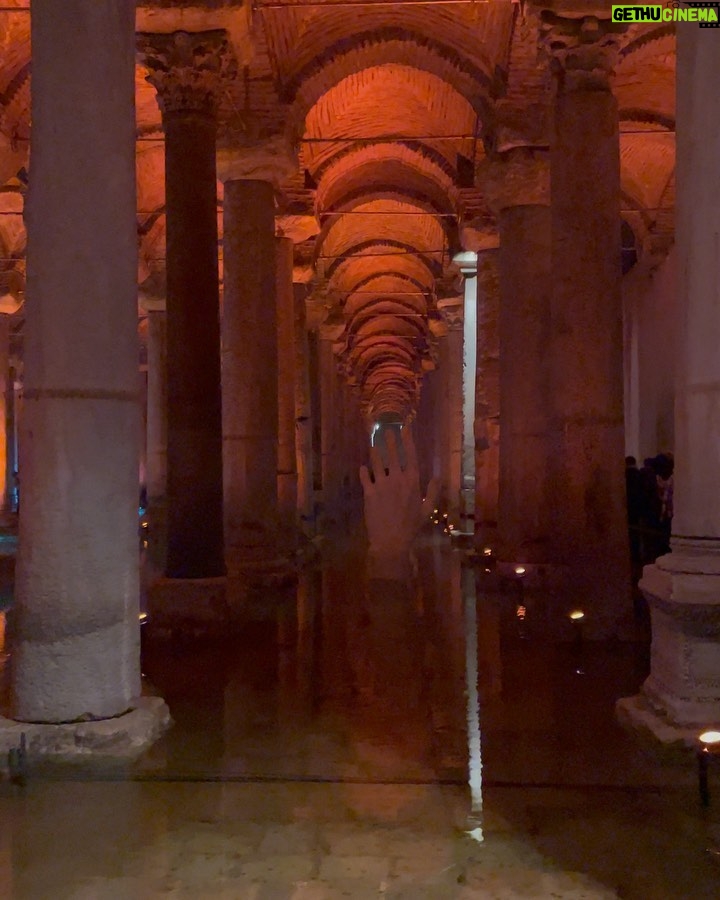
[138,31,317,578]
[9,13,319,724]
[11,5,716,736]
[433,13,631,635]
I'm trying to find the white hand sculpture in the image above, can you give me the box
[359,427,439,579]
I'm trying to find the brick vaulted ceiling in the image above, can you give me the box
[0,0,676,421]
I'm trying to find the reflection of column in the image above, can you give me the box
[145,304,167,565]
[542,14,630,631]
[139,30,230,578]
[480,150,552,570]
[474,250,500,549]
[276,237,297,528]
[14,0,141,720]
[619,27,720,732]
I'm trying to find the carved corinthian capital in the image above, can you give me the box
[539,13,625,91]
[137,30,236,119]
[478,147,550,215]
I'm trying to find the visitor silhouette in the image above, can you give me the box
[359,426,439,580]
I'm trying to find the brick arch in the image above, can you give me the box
[329,252,436,295]
[347,303,428,339]
[619,109,674,132]
[323,239,444,281]
[620,131,675,214]
[311,137,457,186]
[343,273,430,309]
[320,198,446,255]
[286,27,494,125]
[316,198,456,271]
[619,24,674,62]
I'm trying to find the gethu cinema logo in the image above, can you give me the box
[611,4,719,21]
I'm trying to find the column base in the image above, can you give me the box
[225,522,299,587]
[0,696,171,762]
[226,552,297,587]
[147,576,229,637]
[615,693,704,761]
[633,540,720,727]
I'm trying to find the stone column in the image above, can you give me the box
[138,30,233,579]
[474,250,500,551]
[453,253,478,534]
[319,331,340,527]
[618,26,720,736]
[294,284,315,530]
[219,142,296,570]
[447,323,464,525]
[12,0,143,722]
[222,178,277,564]
[437,307,463,523]
[276,236,297,528]
[6,365,17,513]
[479,150,552,573]
[0,315,9,515]
[541,14,630,632]
[144,302,167,567]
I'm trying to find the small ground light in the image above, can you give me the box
[697,731,720,807]
[483,546,492,556]
[514,565,526,576]
[569,610,585,621]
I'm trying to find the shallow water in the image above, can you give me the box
[1,535,719,898]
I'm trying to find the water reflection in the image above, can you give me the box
[138,538,483,797]
[1,533,654,801]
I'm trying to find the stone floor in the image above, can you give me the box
[1,534,719,898]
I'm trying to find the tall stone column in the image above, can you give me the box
[541,14,630,632]
[218,139,296,569]
[276,236,297,527]
[144,302,167,567]
[222,178,277,563]
[437,306,463,523]
[12,0,143,722]
[138,30,232,579]
[453,253,478,534]
[0,314,9,515]
[474,250,500,550]
[6,365,17,513]
[294,284,315,530]
[319,331,340,527]
[619,27,720,735]
[480,150,552,572]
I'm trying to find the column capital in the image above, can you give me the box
[137,30,236,119]
[457,191,499,254]
[0,267,23,314]
[539,13,625,91]
[478,147,550,215]
[217,131,298,187]
[493,100,551,155]
[437,297,464,331]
